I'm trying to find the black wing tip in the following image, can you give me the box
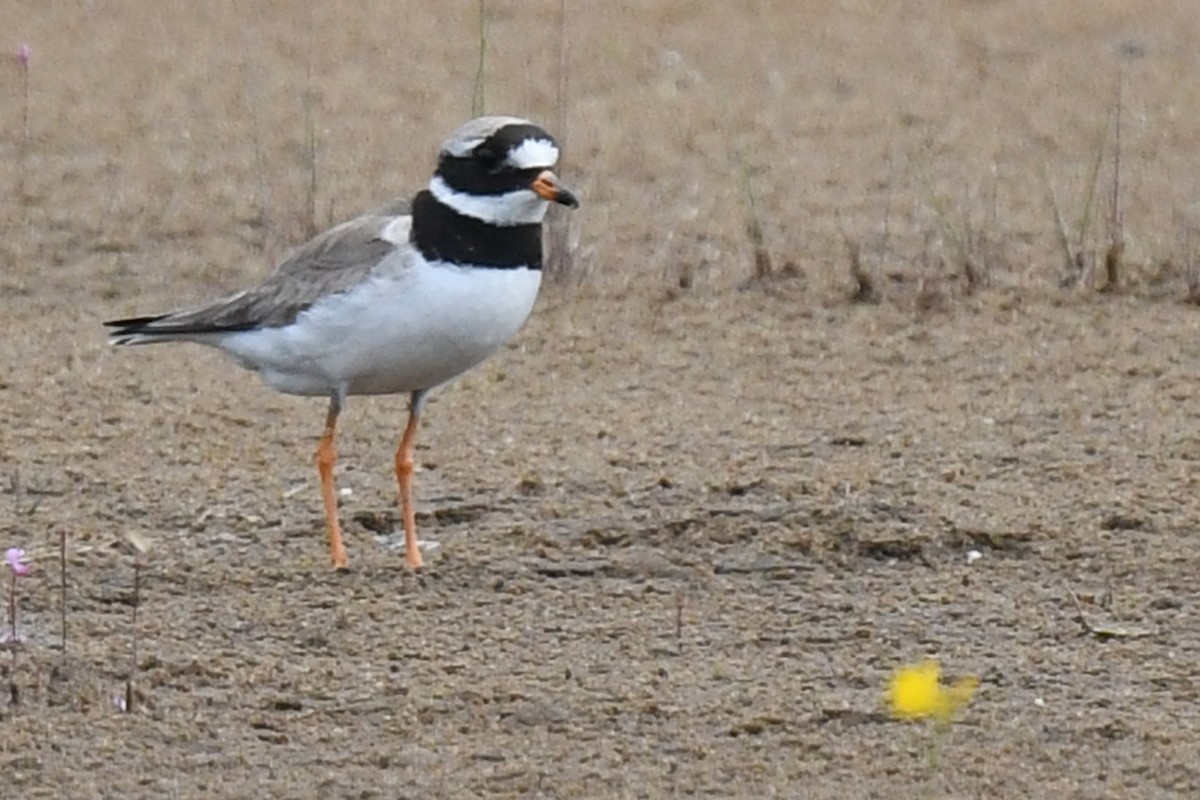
[103,314,170,332]
[105,314,259,340]
[105,314,173,343]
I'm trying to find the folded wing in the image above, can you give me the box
[106,202,411,343]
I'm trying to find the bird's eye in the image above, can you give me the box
[473,146,504,172]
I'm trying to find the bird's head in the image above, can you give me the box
[430,116,579,225]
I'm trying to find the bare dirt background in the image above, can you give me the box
[3,1,1200,798]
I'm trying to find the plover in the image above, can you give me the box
[106,116,579,570]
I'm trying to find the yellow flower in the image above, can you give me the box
[887,659,978,723]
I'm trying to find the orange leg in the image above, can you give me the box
[395,391,425,569]
[316,401,349,569]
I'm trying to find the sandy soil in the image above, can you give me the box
[3,2,1200,797]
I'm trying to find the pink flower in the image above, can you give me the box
[15,44,31,66]
[4,548,30,576]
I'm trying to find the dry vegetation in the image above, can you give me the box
[3,2,1200,798]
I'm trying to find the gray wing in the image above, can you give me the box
[107,200,411,338]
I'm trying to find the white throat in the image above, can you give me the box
[428,176,549,226]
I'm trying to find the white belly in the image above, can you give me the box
[217,260,542,397]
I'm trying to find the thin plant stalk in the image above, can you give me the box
[675,593,684,654]
[1186,223,1200,305]
[16,44,31,202]
[304,95,317,238]
[6,571,16,644]
[1075,133,1106,259]
[911,155,979,289]
[3,545,28,704]
[19,54,29,144]
[733,147,772,281]
[471,0,488,116]
[6,570,20,704]
[243,41,271,252]
[1073,120,1109,287]
[126,560,141,713]
[554,0,569,155]
[546,0,574,280]
[1109,69,1124,242]
[846,236,878,304]
[1102,66,1125,293]
[303,0,319,238]
[1038,158,1076,282]
[231,2,270,249]
[59,529,67,652]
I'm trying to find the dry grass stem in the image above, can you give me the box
[847,238,878,303]
[733,148,772,282]
[125,559,141,714]
[545,0,575,281]
[59,529,67,653]
[1100,69,1126,293]
[471,0,488,117]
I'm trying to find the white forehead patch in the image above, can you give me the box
[507,138,560,170]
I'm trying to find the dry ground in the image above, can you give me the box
[3,1,1200,798]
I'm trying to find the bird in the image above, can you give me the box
[105,116,579,571]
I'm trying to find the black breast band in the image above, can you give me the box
[410,190,542,270]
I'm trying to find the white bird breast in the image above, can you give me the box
[218,253,543,397]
